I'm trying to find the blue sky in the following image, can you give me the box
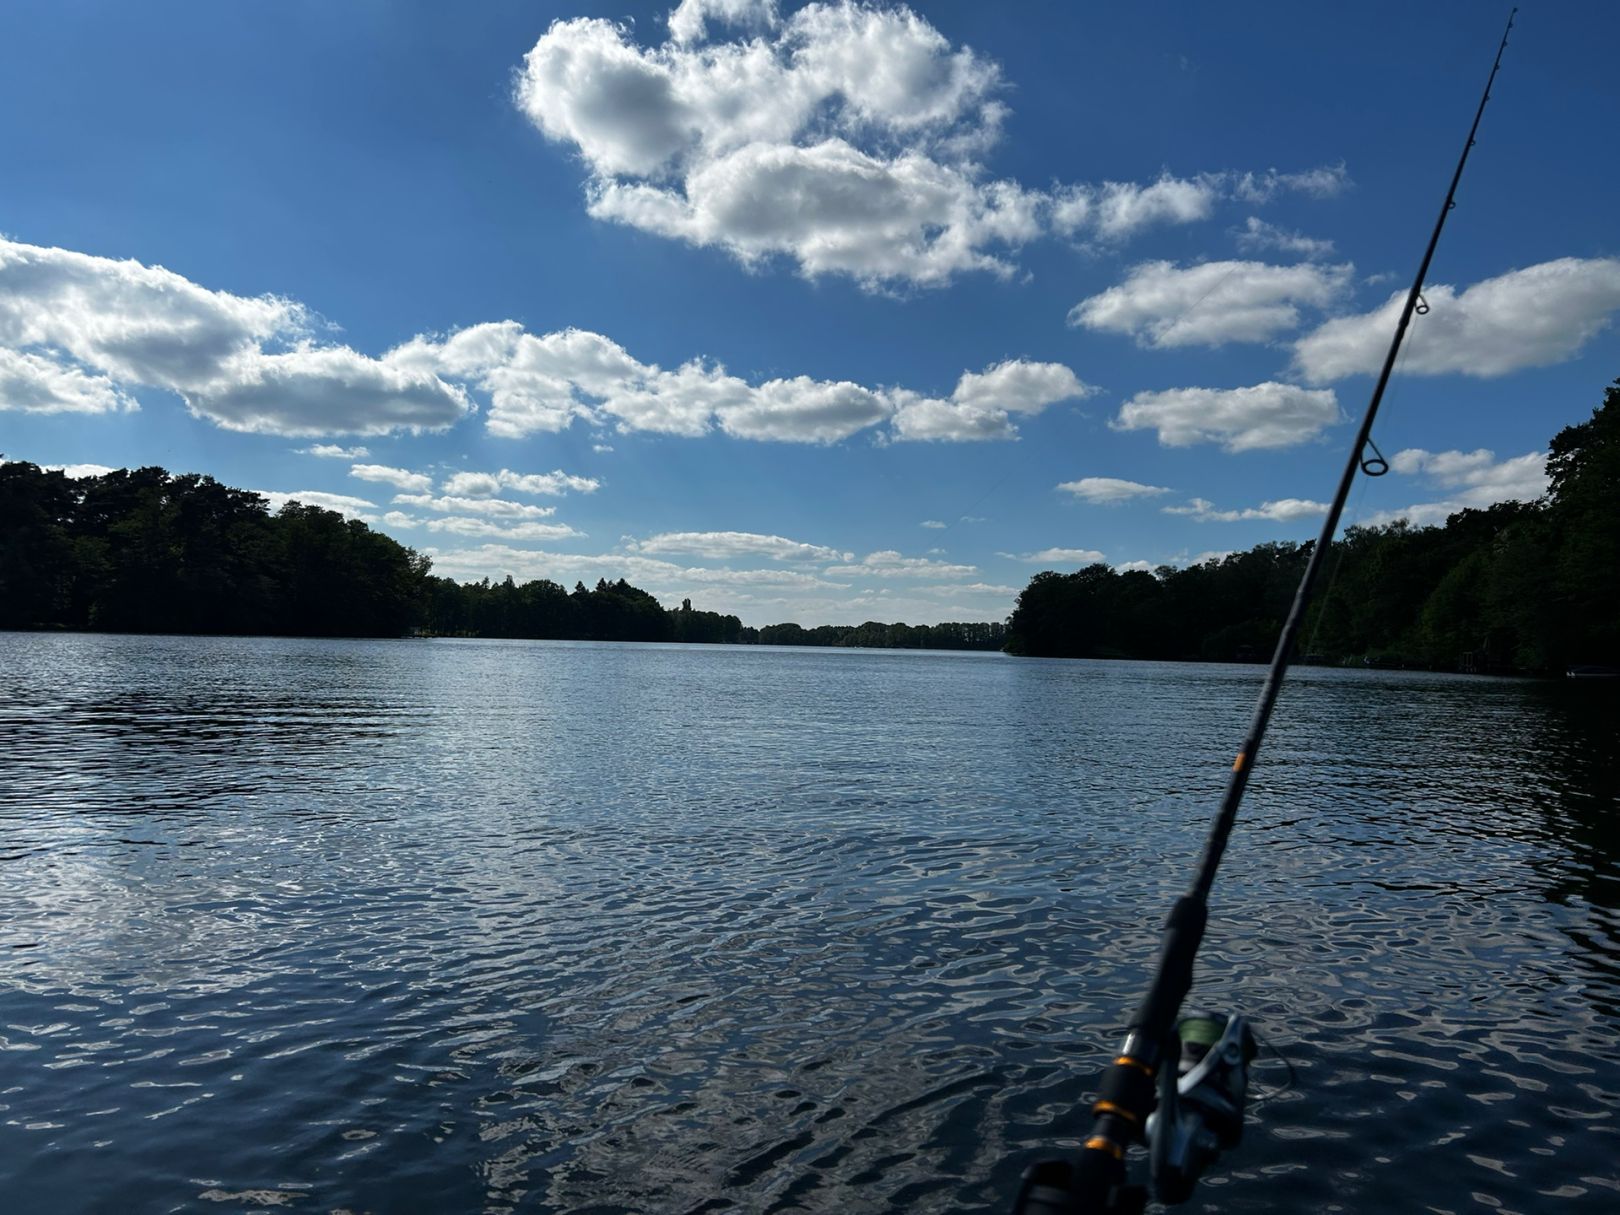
[3,0,1617,626]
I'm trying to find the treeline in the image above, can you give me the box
[0,464,429,636]
[423,578,746,644]
[0,462,1000,648]
[1006,378,1620,674]
[422,577,1003,649]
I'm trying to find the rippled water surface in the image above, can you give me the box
[2,633,1617,1214]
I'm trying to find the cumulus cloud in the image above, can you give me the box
[393,492,558,520]
[0,347,138,415]
[1162,496,1328,523]
[0,238,470,436]
[888,359,1092,441]
[826,550,977,577]
[668,0,780,46]
[718,374,892,442]
[300,444,370,459]
[420,517,582,542]
[1057,476,1171,504]
[920,519,946,529]
[1233,216,1334,259]
[252,490,378,521]
[419,542,851,595]
[516,5,1030,287]
[1071,259,1351,347]
[399,320,1083,443]
[1114,382,1341,451]
[0,231,1090,449]
[999,547,1107,565]
[43,463,117,479]
[630,531,848,562]
[350,463,433,491]
[440,467,601,497]
[1294,258,1620,381]
[1231,165,1349,202]
[514,7,1342,286]
[1113,560,1156,573]
[1051,167,1347,244]
[1365,446,1549,526]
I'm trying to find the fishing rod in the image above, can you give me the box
[1013,10,1518,1211]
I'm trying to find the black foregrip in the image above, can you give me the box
[1095,1062,1154,1121]
[1130,895,1207,1042]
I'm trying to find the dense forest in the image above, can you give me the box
[1005,379,1620,674]
[0,462,998,648]
[0,465,429,637]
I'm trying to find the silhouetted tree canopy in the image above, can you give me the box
[0,465,427,636]
[1005,377,1620,674]
[0,464,994,647]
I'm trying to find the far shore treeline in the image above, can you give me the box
[2,379,1614,669]
[0,461,1001,649]
[1008,379,1619,673]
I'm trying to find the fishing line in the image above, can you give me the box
[1246,1029,1300,1107]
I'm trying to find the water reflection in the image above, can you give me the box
[0,633,1616,1213]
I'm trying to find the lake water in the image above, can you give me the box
[1,632,1616,1214]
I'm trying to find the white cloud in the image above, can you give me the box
[1365,447,1549,526]
[589,141,1044,288]
[1070,259,1351,347]
[826,550,977,577]
[515,7,1031,288]
[350,463,433,492]
[1113,560,1156,573]
[253,490,378,521]
[184,347,472,437]
[1294,258,1620,381]
[718,374,892,442]
[300,444,370,459]
[1230,164,1349,202]
[1000,547,1107,565]
[1051,167,1348,244]
[1089,174,1219,240]
[421,517,583,542]
[1114,382,1341,451]
[0,238,470,436]
[440,467,601,497]
[401,320,1082,443]
[1057,476,1171,504]
[0,347,138,414]
[629,531,847,562]
[1162,496,1327,522]
[43,463,116,479]
[888,359,1091,441]
[921,519,945,529]
[1233,216,1334,259]
[514,9,1342,287]
[668,0,780,46]
[420,543,850,596]
[393,492,558,520]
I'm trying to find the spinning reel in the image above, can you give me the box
[1013,1010,1257,1213]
